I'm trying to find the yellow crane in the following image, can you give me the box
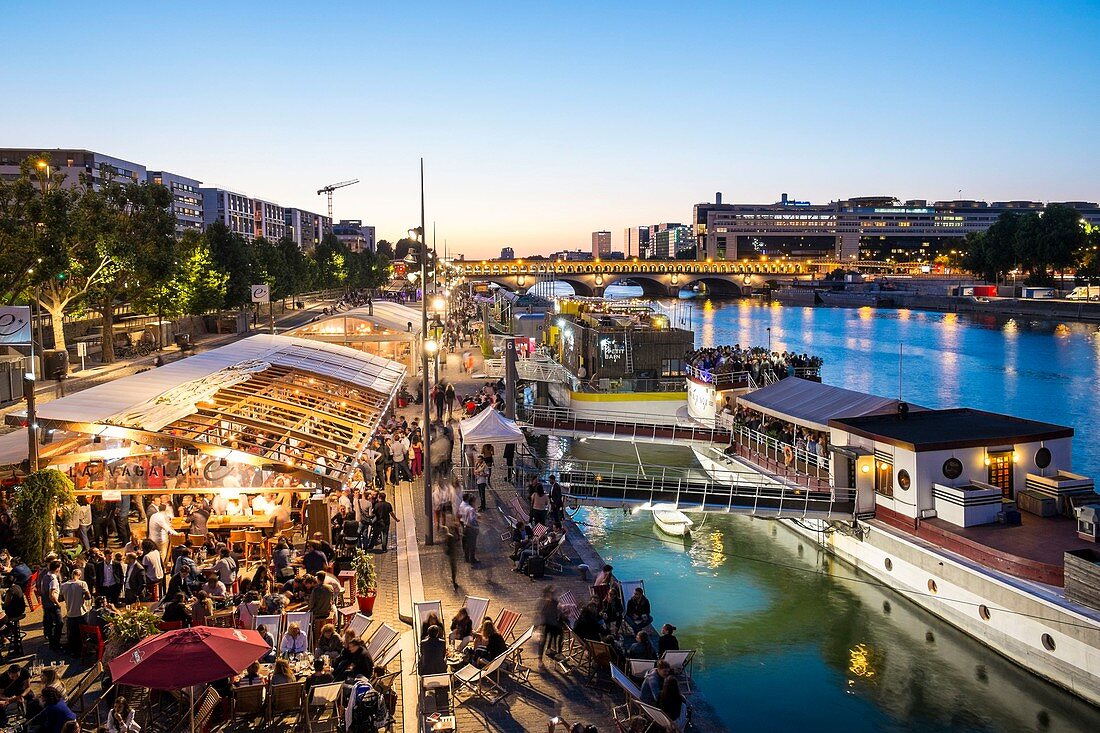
[316,179,359,219]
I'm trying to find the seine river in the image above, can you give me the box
[556,288,1100,732]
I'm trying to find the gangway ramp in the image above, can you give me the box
[484,354,576,385]
[524,405,731,447]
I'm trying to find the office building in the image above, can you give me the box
[623,226,649,259]
[652,223,694,259]
[696,192,1100,261]
[500,246,515,260]
[334,219,377,253]
[592,231,612,258]
[0,148,146,189]
[148,171,203,235]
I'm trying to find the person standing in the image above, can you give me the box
[41,560,64,652]
[535,586,562,668]
[60,568,92,656]
[433,384,446,423]
[373,492,398,553]
[548,475,565,529]
[443,521,460,590]
[504,442,516,482]
[75,498,93,552]
[444,382,456,417]
[460,495,479,564]
[148,504,180,568]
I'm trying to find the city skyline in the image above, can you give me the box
[4,1,1098,258]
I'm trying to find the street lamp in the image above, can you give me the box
[424,338,439,384]
[415,158,434,545]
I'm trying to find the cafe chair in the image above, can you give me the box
[305,682,343,733]
[421,673,452,716]
[228,529,248,555]
[285,611,312,648]
[66,661,104,713]
[243,530,264,562]
[187,533,207,546]
[229,684,266,730]
[78,624,104,664]
[266,681,305,730]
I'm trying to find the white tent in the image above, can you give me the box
[458,407,525,446]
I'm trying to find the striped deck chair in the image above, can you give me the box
[507,496,530,523]
[463,596,490,627]
[493,608,521,641]
[345,612,373,641]
[364,623,399,661]
[531,523,548,541]
[557,591,581,626]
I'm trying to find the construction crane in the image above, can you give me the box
[316,179,359,219]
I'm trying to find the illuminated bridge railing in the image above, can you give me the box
[459,259,810,278]
[513,454,854,520]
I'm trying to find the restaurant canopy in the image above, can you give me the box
[736,377,909,432]
[4,334,406,489]
[290,301,423,341]
[459,407,525,446]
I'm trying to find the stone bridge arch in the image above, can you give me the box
[680,276,745,297]
[603,274,670,298]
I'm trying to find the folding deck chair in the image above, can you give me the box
[305,682,342,733]
[345,612,373,641]
[660,649,696,693]
[284,610,313,649]
[609,663,644,724]
[413,600,444,643]
[636,699,688,732]
[364,623,400,662]
[493,608,521,641]
[451,645,511,705]
[502,625,535,684]
[463,595,490,627]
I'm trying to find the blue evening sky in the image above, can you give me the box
[3,1,1098,258]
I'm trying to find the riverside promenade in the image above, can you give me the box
[390,348,725,732]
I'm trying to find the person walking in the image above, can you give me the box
[535,586,562,669]
[504,442,516,482]
[444,382,456,417]
[460,495,479,564]
[444,521,461,591]
[373,492,398,553]
[40,560,64,653]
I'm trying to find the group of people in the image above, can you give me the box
[686,344,822,384]
[722,404,830,463]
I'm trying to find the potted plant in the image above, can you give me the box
[103,606,162,662]
[351,548,378,614]
[13,469,75,565]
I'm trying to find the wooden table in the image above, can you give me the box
[173,515,277,531]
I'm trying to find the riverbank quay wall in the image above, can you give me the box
[784,517,1100,705]
[859,292,1100,323]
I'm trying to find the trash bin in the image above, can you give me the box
[577,564,590,581]
[174,333,192,351]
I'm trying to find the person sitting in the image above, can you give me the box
[269,658,295,686]
[237,661,265,686]
[272,538,294,580]
[626,631,656,660]
[592,564,616,596]
[161,592,192,626]
[657,623,679,655]
[0,664,30,725]
[448,608,474,651]
[332,637,374,681]
[261,586,288,615]
[572,603,605,642]
[470,619,506,668]
[624,587,653,634]
[256,624,276,662]
[509,521,533,558]
[39,686,75,733]
[658,661,685,724]
[302,542,328,575]
[418,625,448,676]
[105,696,139,733]
[315,623,343,658]
[200,571,227,599]
[190,590,214,627]
[280,622,308,656]
[421,612,442,641]
[640,659,672,705]
[304,659,333,692]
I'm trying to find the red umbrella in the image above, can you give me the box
[109,626,270,689]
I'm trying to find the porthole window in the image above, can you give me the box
[884,558,893,571]
[897,469,911,491]
[942,458,963,480]
[979,605,991,621]
[927,579,938,594]
[1035,447,1052,469]
[1041,633,1056,652]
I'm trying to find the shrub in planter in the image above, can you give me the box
[103,606,162,661]
[352,549,378,614]
[13,469,75,565]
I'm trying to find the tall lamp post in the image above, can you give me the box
[417,158,434,545]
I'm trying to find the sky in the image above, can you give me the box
[3,1,1099,259]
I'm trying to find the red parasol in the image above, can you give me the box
[108,626,270,689]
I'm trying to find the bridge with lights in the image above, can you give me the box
[455,258,894,297]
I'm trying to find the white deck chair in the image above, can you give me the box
[636,699,687,733]
[610,663,642,701]
[364,623,399,662]
[619,579,645,602]
[285,610,313,649]
[413,600,444,643]
[502,625,534,684]
[627,658,655,681]
[463,596,490,627]
[660,649,695,693]
[376,638,402,670]
[253,614,282,653]
[345,612,373,640]
[306,681,343,733]
[451,648,512,705]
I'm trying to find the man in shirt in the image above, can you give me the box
[303,541,329,575]
[308,571,334,620]
[214,547,237,588]
[60,568,92,656]
[41,560,64,652]
[148,503,181,568]
[389,434,412,484]
[460,494,479,564]
[373,492,398,553]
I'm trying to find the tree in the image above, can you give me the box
[13,469,75,564]
[206,221,258,308]
[177,231,228,314]
[314,233,349,289]
[375,239,393,260]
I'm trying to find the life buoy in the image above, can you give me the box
[783,445,794,466]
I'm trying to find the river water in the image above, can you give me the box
[544,287,1100,731]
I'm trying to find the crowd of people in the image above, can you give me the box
[686,344,822,383]
[721,404,830,463]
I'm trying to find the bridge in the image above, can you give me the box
[456,258,895,297]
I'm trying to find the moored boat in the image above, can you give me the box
[653,509,694,536]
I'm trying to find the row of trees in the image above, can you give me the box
[959,205,1099,284]
[0,156,390,361]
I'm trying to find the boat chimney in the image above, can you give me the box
[897,402,910,419]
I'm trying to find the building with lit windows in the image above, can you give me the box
[694,193,1100,262]
[592,230,612,258]
[285,207,332,251]
[148,171,203,235]
[334,219,376,253]
[623,226,649,259]
[201,187,286,241]
[0,148,147,190]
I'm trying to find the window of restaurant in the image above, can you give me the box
[875,459,893,497]
[987,450,1014,498]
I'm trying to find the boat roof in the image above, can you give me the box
[737,377,909,431]
[829,408,1073,452]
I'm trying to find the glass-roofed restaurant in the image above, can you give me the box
[0,334,406,516]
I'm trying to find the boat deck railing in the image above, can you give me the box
[711,422,832,478]
[484,353,579,387]
[684,363,819,390]
[524,404,733,445]
[515,453,854,519]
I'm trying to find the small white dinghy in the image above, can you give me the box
[653,509,694,537]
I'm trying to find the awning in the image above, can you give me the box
[459,407,525,445]
[737,377,910,432]
[5,334,407,488]
[288,301,423,340]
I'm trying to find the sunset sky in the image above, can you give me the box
[4,1,1098,258]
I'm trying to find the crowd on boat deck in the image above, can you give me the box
[685,345,822,382]
[722,404,830,459]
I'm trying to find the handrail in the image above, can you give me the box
[524,404,733,445]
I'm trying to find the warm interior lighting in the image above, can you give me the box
[861,464,871,474]
[984,457,991,466]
